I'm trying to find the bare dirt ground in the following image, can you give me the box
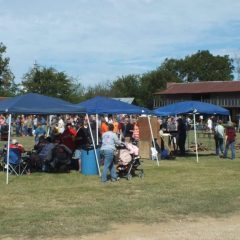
[3,215,240,240]
[79,215,240,240]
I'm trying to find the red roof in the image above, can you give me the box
[155,81,240,95]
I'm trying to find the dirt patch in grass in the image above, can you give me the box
[79,215,240,240]
[12,215,240,240]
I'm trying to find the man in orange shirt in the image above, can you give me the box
[112,116,119,135]
[100,117,109,135]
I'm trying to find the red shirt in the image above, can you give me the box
[61,127,77,151]
[10,143,24,155]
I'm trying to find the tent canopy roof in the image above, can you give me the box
[77,96,150,114]
[153,101,229,116]
[0,93,86,114]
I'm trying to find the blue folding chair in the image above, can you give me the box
[4,148,28,175]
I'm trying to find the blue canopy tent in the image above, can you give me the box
[77,96,160,166]
[153,101,230,162]
[76,96,150,115]
[0,93,99,184]
[153,101,229,116]
[0,93,86,115]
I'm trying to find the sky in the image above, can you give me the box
[1,0,240,86]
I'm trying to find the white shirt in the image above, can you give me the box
[215,124,224,138]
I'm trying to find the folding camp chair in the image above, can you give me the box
[4,148,28,175]
[150,147,158,160]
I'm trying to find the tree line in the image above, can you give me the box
[0,42,237,109]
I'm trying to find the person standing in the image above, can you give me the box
[224,121,236,160]
[214,120,225,157]
[61,123,77,152]
[207,117,213,133]
[120,117,133,142]
[58,116,65,134]
[34,123,46,144]
[100,124,121,183]
[177,117,187,156]
[100,117,109,136]
[131,118,140,144]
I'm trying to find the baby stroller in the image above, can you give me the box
[116,142,144,180]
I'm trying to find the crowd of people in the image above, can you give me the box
[214,120,236,160]
[1,113,238,181]
[1,114,141,181]
[158,116,188,156]
[158,115,237,160]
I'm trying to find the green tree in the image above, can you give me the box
[160,50,234,82]
[21,64,78,101]
[139,68,179,108]
[0,42,16,96]
[82,81,112,100]
[234,54,240,80]
[110,75,140,98]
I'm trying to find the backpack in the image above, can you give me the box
[161,149,169,159]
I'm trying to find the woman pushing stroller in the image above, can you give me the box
[100,123,121,183]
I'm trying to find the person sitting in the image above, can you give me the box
[49,142,72,173]
[28,136,50,172]
[3,139,26,174]
[9,139,25,155]
[38,137,55,172]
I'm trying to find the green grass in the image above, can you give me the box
[0,134,240,238]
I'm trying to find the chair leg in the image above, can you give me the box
[8,164,19,176]
[20,163,29,175]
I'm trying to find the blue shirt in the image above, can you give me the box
[100,131,121,151]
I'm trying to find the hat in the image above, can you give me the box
[227,121,233,127]
[11,139,18,144]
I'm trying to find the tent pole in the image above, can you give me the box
[96,114,99,145]
[193,113,199,163]
[6,114,12,184]
[47,115,52,137]
[86,114,101,176]
[147,115,159,166]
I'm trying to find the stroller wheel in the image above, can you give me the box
[127,174,132,180]
[138,171,144,179]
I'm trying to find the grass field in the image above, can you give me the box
[0,133,240,239]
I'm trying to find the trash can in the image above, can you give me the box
[81,146,100,175]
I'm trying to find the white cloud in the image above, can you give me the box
[1,0,240,85]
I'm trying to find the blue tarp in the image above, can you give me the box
[77,96,150,114]
[153,101,229,116]
[0,93,86,114]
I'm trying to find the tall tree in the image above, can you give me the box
[83,81,112,100]
[21,64,77,101]
[160,51,234,82]
[234,54,240,80]
[110,75,140,99]
[0,42,16,96]
[182,50,234,81]
[139,68,180,108]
